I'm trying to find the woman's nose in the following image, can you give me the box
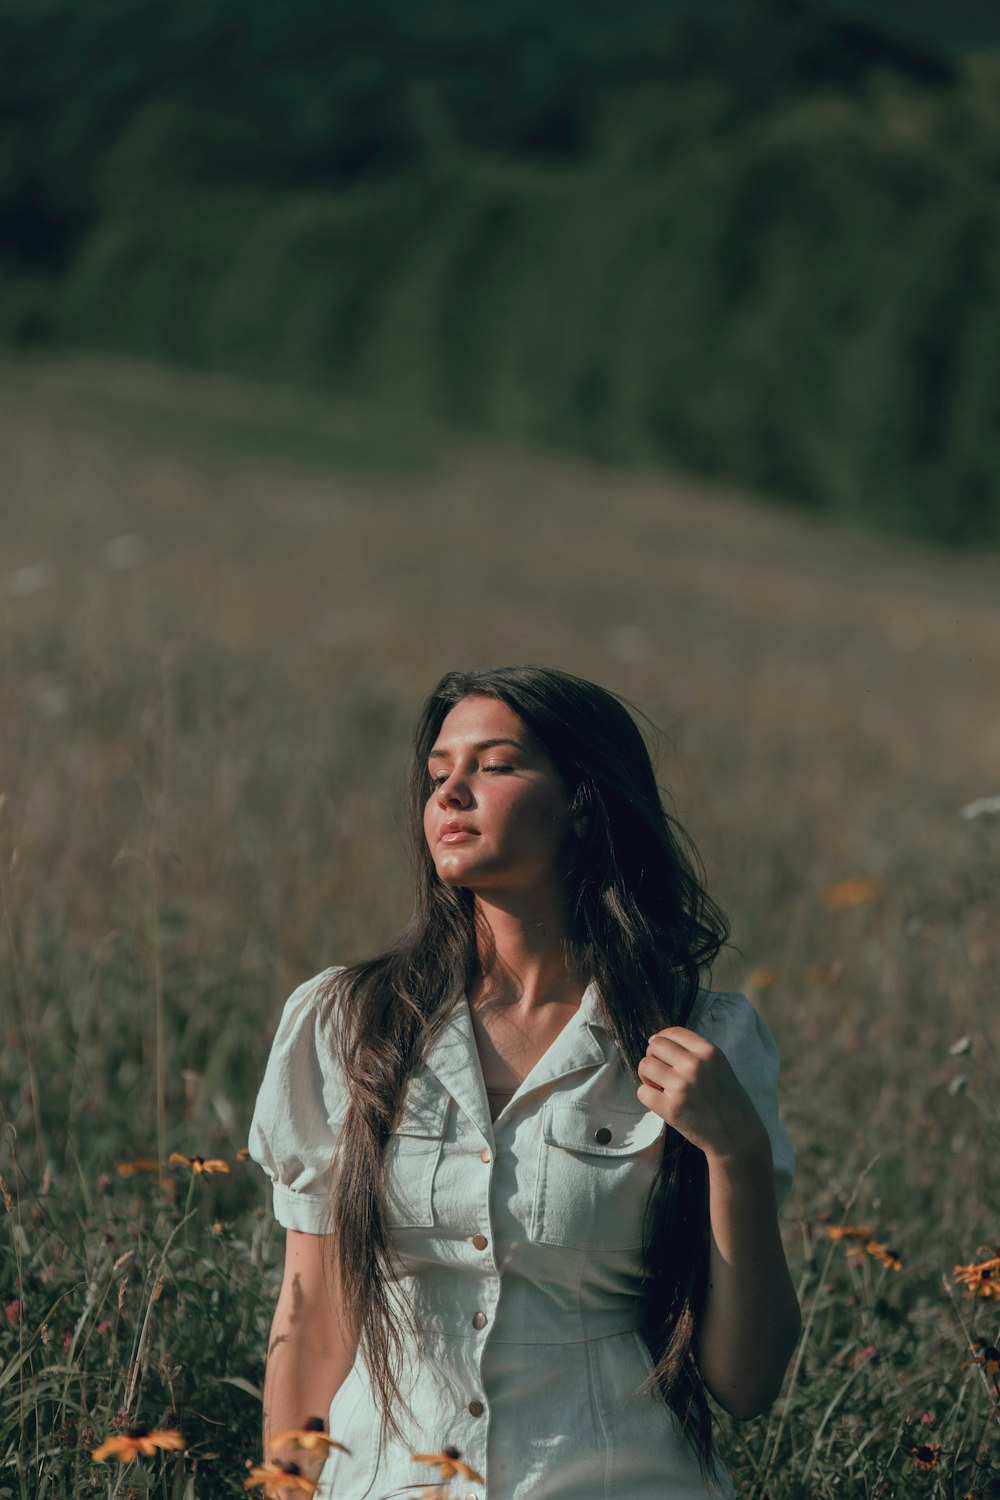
[437,774,470,807]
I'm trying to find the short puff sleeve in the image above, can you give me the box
[691,988,795,1212]
[247,965,348,1233]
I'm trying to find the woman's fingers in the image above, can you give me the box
[646,1027,716,1062]
[637,1026,768,1163]
[639,1030,724,1117]
[637,1056,668,1091]
[641,1030,716,1087]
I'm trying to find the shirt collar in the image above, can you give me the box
[420,978,608,1145]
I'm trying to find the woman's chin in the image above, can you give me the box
[435,850,484,881]
[435,863,496,895]
[434,862,477,888]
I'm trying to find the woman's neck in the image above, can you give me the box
[470,964,586,1013]
[470,896,586,1014]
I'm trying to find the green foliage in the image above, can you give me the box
[1,0,999,544]
[0,1165,278,1495]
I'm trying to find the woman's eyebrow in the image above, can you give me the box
[428,738,527,760]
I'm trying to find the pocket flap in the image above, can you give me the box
[542,1099,666,1156]
[395,1072,450,1137]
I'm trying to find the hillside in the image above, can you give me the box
[1,0,999,543]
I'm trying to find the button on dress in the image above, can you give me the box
[248,967,795,1500]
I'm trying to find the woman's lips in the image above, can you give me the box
[440,830,478,843]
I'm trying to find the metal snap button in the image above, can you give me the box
[594,1126,613,1144]
[472,1311,488,1330]
[471,1233,488,1250]
[468,1399,484,1416]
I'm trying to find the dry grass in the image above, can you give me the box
[1,351,998,1497]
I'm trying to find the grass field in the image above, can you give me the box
[1,352,998,1497]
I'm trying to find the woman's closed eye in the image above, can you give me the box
[429,765,514,785]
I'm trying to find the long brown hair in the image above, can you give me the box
[319,665,730,1478]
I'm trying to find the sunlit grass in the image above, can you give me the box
[1,354,999,1497]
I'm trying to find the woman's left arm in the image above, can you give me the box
[637,1028,802,1420]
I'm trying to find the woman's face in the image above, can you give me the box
[423,695,580,898]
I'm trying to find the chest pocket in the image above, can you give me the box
[384,1072,450,1229]
[531,1099,666,1250]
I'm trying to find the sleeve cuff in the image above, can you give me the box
[270,1181,335,1234]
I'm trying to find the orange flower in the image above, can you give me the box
[411,1446,484,1483]
[168,1152,230,1175]
[115,1159,160,1177]
[92,1424,185,1463]
[244,1460,317,1494]
[825,1225,901,1270]
[960,1341,1000,1378]
[747,966,777,990]
[866,1240,903,1272]
[827,1225,872,1242]
[268,1414,349,1457]
[824,877,883,911]
[911,1443,940,1472]
[953,1256,1000,1299]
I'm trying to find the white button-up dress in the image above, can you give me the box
[248,967,795,1500]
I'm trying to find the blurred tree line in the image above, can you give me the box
[1,0,998,543]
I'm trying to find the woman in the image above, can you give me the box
[248,665,800,1499]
